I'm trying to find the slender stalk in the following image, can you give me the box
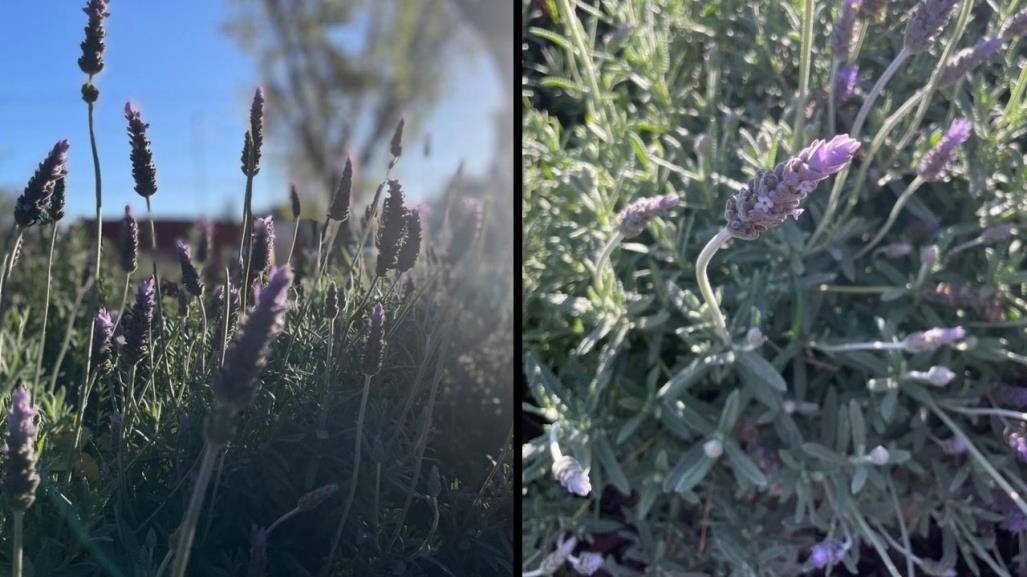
[287,218,301,265]
[826,58,839,137]
[853,176,925,259]
[80,93,104,420]
[809,340,907,352]
[695,228,731,344]
[411,497,439,557]
[324,374,373,574]
[12,511,24,577]
[847,502,904,577]
[928,400,1027,520]
[852,47,910,139]
[200,448,227,543]
[1003,58,1027,124]
[592,231,622,289]
[266,507,300,535]
[555,0,605,125]
[169,442,223,577]
[145,197,173,392]
[36,224,58,394]
[818,284,893,294]
[944,404,1027,422]
[793,0,815,149]
[885,475,915,577]
[111,273,132,334]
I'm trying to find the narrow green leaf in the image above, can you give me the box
[725,441,768,489]
[596,435,631,495]
[718,389,743,432]
[736,351,787,392]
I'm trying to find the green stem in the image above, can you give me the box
[826,58,839,137]
[287,217,301,266]
[169,442,223,577]
[324,374,373,574]
[885,475,915,577]
[555,0,605,125]
[847,501,903,577]
[928,400,1027,521]
[852,47,910,139]
[266,507,300,535]
[593,231,622,290]
[36,224,58,394]
[12,511,24,577]
[793,0,815,149]
[853,176,925,259]
[411,497,439,558]
[695,228,731,344]
[1004,58,1027,123]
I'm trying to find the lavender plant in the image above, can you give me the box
[525,0,1027,574]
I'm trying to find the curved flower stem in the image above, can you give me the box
[1003,59,1027,125]
[287,217,301,266]
[411,496,439,558]
[170,442,223,577]
[793,0,815,150]
[36,224,58,394]
[145,197,173,395]
[266,506,300,536]
[111,273,132,334]
[592,231,622,289]
[555,0,605,125]
[852,47,910,139]
[885,475,915,577]
[846,502,903,577]
[944,404,1027,422]
[324,374,373,575]
[854,176,925,259]
[695,228,732,345]
[928,399,1027,521]
[12,511,23,577]
[809,340,906,352]
[826,58,839,137]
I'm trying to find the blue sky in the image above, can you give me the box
[0,1,503,219]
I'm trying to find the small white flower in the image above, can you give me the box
[868,445,890,466]
[746,327,766,347]
[905,365,957,386]
[703,438,724,459]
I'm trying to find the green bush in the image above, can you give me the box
[523,0,1027,575]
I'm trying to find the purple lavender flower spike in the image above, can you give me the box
[552,455,591,496]
[832,0,863,61]
[125,102,158,198]
[120,277,156,367]
[93,308,115,371]
[917,118,971,181]
[248,527,268,577]
[616,194,678,238]
[78,0,110,79]
[16,139,70,229]
[902,325,965,352]
[725,135,859,240]
[4,387,40,512]
[120,205,139,273]
[940,36,1003,87]
[361,303,386,376]
[176,240,204,298]
[998,490,1027,532]
[213,266,292,414]
[1002,8,1027,40]
[249,216,275,280]
[995,385,1027,408]
[242,87,265,176]
[571,552,604,576]
[835,64,859,101]
[939,436,966,455]
[810,538,849,569]
[195,217,212,263]
[982,223,1016,242]
[904,0,960,54]
[1009,429,1027,462]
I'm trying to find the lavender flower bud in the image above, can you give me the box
[427,464,441,498]
[327,156,353,222]
[120,205,139,273]
[242,87,265,176]
[1001,8,1027,40]
[938,435,966,455]
[325,282,341,320]
[810,538,849,568]
[925,365,956,386]
[250,216,275,279]
[997,490,1027,532]
[868,445,890,464]
[176,240,203,298]
[552,455,591,496]
[920,244,940,266]
[746,327,766,347]
[880,242,912,258]
[289,183,301,220]
[902,326,965,353]
[213,266,292,414]
[832,0,863,61]
[726,135,860,240]
[939,36,1002,87]
[247,527,268,577]
[394,210,422,273]
[904,0,959,54]
[571,553,604,576]
[1009,429,1027,461]
[3,387,40,512]
[120,277,155,366]
[125,102,158,198]
[390,117,405,159]
[297,483,339,512]
[361,303,386,376]
[376,180,407,276]
[78,0,110,76]
[16,140,70,229]
[995,385,1027,408]
[835,64,859,102]
[93,307,114,370]
[616,194,678,238]
[703,438,724,459]
[195,217,212,263]
[540,537,578,575]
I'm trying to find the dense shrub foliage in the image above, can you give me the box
[523,0,1027,575]
[0,3,511,577]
